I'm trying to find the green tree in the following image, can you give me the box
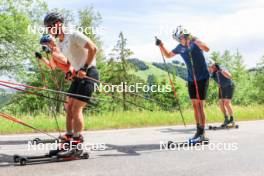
[253,57,264,103]
[108,32,134,111]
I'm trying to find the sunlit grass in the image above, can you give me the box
[0,105,263,134]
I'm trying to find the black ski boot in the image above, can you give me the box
[192,124,202,139]
[189,127,209,145]
[221,116,229,127]
[229,116,234,125]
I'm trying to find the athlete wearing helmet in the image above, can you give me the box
[207,60,236,127]
[42,12,98,155]
[156,26,210,143]
[36,34,74,75]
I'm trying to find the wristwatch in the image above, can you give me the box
[79,64,89,72]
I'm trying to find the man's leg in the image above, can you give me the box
[224,99,234,123]
[192,99,200,124]
[198,100,206,128]
[219,99,228,116]
[224,99,233,116]
[59,97,74,141]
[66,97,74,134]
[71,99,87,137]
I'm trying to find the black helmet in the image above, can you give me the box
[44,12,64,27]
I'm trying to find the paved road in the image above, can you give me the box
[0,120,263,176]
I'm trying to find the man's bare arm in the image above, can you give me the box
[159,44,176,58]
[84,38,97,67]
[194,39,210,52]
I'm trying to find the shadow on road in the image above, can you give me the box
[158,128,196,134]
[99,143,162,157]
[0,140,30,145]
[0,154,14,167]
[0,143,163,166]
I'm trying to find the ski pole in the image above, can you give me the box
[0,112,58,139]
[155,37,186,127]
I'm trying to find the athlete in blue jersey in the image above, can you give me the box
[156,26,210,143]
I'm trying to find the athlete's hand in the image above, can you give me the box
[42,45,52,53]
[77,70,86,79]
[155,37,163,46]
[65,69,76,81]
[35,52,42,59]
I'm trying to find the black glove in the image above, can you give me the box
[155,37,162,46]
[35,52,42,59]
[42,45,52,53]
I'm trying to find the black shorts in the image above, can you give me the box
[68,66,99,102]
[219,85,235,99]
[188,79,209,100]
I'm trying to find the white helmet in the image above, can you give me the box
[172,26,190,42]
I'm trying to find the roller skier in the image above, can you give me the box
[207,59,236,128]
[155,26,210,144]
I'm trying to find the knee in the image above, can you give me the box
[224,100,230,106]
[67,102,73,115]
[192,100,199,108]
[71,104,83,114]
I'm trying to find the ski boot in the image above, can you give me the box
[189,126,209,145]
[228,116,234,125]
[59,133,73,143]
[189,133,209,145]
[221,117,229,128]
[47,133,74,157]
[56,135,84,158]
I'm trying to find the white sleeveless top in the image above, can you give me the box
[58,30,96,71]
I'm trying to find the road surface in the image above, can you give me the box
[0,120,263,176]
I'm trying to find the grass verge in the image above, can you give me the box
[0,105,263,134]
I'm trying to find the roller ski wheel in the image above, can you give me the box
[167,141,174,149]
[32,138,41,144]
[81,152,89,159]
[13,155,20,163]
[208,125,213,130]
[19,157,28,166]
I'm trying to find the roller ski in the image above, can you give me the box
[15,135,88,166]
[167,126,209,148]
[209,117,239,130]
[13,148,89,166]
[167,135,209,149]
